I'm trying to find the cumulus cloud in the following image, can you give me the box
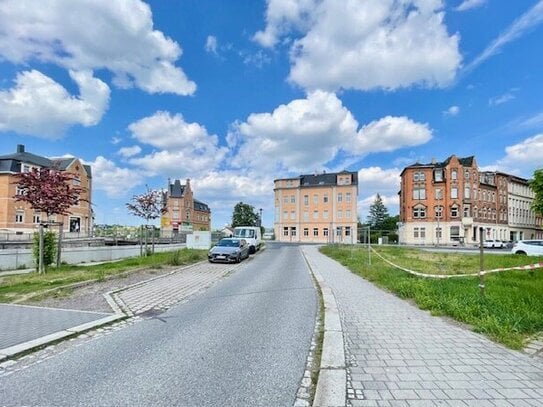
[0,69,110,138]
[205,35,218,54]
[352,116,433,155]
[455,0,486,12]
[357,167,401,218]
[496,134,543,174]
[0,0,196,95]
[255,0,461,91]
[87,156,145,197]
[127,111,228,176]
[117,145,142,158]
[229,91,432,174]
[443,105,460,116]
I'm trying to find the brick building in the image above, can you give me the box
[0,144,93,235]
[274,171,358,244]
[160,179,211,235]
[399,155,542,245]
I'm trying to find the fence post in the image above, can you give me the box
[478,226,485,298]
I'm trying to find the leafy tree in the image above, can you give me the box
[126,186,167,255]
[530,169,543,215]
[14,165,84,272]
[14,166,83,218]
[367,194,390,230]
[231,202,259,227]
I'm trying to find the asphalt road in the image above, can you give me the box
[0,243,317,406]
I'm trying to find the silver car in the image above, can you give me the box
[511,240,543,256]
[208,238,250,263]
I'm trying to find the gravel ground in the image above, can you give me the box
[20,265,186,313]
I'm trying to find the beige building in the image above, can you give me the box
[274,171,358,244]
[0,144,93,235]
[160,179,211,235]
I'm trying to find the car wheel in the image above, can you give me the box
[515,251,527,255]
[236,254,241,263]
[249,246,256,254]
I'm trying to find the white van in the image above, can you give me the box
[233,226,262,254]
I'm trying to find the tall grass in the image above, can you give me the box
[321,245,543,349]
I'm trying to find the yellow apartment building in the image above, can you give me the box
[274,171,358,243]
[0,144,93,235]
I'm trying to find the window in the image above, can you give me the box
[413,187,426,200]
[451,169,457,180]
[15,186,26,196]
[15,210,24,223]
[413,171,426,181]
[337,210,343,218]
[303,211,309,221]
[337,193,343,202]
[313,228,319,237]
[173,200,179,208]
[323,210,329,219]
[72,177,81,186]
[22,164,32,173]
[414,228,419,238]
[434,169,443,182]
[435,188,443,200]
[451,187,458,199]
[436,227,442,239]
[304,195,308,205]
[345,226,351,236]
[313,210,318,219]
[283,227,289,236]
[313,194,318,204]
[283,211,288,219]
[451,206,459,218]
[413,205,426,219]
[450,226,460,238]
[323,194,329,203]
[435,206,443,218]
[420,228,426,239]
[346,192,351,202]
[33,212,41,224]
[290,227,297,236]
[464,169,470,180]
[463,206,471,217]
[346,210,351,219]
[464,186,470,199]
[173,210,179,220]
[303,228,309,237]
[283,196,288,204]
[336,227,342,236]
[290,211,296,220]
[290,195,295,203]
[323,228,329,237]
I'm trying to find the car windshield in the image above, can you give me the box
[217,239,240,247]
[234,229,255,238]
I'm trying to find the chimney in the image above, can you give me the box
[17,144,25,153]
[431,157,436,165]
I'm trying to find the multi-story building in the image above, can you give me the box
[0,144,93,235]
[274,171,358,244]
[399,155,542,245]
[160,179,211,235]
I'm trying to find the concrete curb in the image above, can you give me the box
[0,314,125,363]
[301,246,346,407]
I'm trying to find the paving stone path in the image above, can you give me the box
[114,262,240,315]
[302,246,543,407]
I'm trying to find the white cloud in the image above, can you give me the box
[359,193,400,221]
[255,0,461,91]
[352,116,433,155]
[230,90,358,173]
[88,156,144,197]
[463,1,543,75]
[127,111,228,176]
[205,35,218,54]
[117,145,142,158]
[358,167,401,195]
[489,93,515,106]
[229,91,432,174]
[443,105,460,116]
[0,69,109,138]
[496,134,543,174]
[0,0,196,95]
[455,0,486,12]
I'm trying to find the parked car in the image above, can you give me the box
[208,238,250,263]
[483,239,504,248]
[511,240,543,256]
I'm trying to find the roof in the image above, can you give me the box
[169,179,185,198]
[194,199,210,212]
[0,146,92,177]
[277,170,358,187]
[401,155,476,175]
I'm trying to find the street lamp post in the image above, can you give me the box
[259,208,263,227]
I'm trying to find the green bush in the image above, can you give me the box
[33,230,57,271]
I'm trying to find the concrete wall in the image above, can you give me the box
[0,243,186,271]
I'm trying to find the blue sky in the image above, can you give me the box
[1,0,542,229]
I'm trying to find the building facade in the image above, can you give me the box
[160,179,211,235]
[398,155,542,245]
[274,171,358,244]
[0,144,93,235]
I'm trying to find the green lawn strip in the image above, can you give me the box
[321,245,543,349]
[0,248,208,303]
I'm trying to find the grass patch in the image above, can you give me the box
[0,248,208,303]
[321,245,543,349]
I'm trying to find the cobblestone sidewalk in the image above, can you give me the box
[302,246,543,407]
